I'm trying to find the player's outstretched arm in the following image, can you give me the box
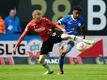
[54,24,66,32]
[44,18,66,32]
[13,26,28,52]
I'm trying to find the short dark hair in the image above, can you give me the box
[73,6,82,12]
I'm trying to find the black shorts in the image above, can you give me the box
[40,29,63,55]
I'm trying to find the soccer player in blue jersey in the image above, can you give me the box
[56,6,86,75]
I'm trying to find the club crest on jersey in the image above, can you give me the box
[78,23,81,26]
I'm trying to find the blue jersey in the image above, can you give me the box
[58,15,85,35]
[4,16,21,33]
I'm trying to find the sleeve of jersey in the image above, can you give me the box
[15,25,29,47]
[57,16,67,25]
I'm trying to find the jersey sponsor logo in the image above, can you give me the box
[34,27,45,32]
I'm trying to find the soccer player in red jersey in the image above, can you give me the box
[13,10,74,75]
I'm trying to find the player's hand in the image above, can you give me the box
[13,47,17,52]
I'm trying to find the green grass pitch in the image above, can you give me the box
[0,64,107,80]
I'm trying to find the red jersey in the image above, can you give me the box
[26,18,56,41]
[15,17,64,47]
[0,17,5,34]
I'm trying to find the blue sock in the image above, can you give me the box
[59,56,64,72]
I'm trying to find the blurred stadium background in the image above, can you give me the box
[0,0,107,80]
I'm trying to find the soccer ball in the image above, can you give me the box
[76,42,87,52]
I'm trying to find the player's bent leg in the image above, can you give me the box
[61,33,73,40]
[39,55,46,64]
[39,55,53,75]
[69,35,95,45]
[61,33,95,45]
[60,41,74,56]
[60,44,68,56]
[58,44,67,75]
[58,43,73,75]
